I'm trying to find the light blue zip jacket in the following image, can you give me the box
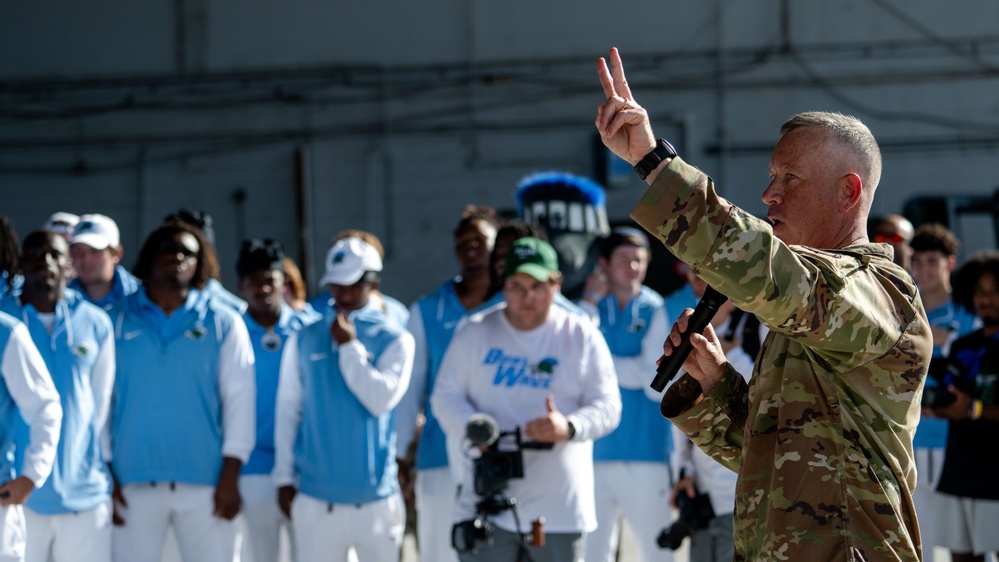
[275,305,413,504]
[110,287,255,486]
[590,286,672,463]
[3,290,114,514]
[0,310,61,489]
[241,304,316,476]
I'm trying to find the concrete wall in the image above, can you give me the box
[4,0,999,302]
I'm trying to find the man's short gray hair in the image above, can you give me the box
[780,111,882,191]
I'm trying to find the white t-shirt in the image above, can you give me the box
[430,303,621,534]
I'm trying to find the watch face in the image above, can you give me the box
[656,139,677,158]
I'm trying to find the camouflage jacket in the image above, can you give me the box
[632,158,931,562]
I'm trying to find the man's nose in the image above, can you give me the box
[762,183,782,205]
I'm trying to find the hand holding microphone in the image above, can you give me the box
[652,286,730,394]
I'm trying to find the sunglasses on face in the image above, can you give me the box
[157,243,198,258]
[873,233,908,245]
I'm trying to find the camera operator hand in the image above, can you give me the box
[524,395,572,443]
[932,384,973,420]
[662,308,729,395]
[669,476,697,510]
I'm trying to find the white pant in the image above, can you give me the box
[586,462,674,562]
[415,467,459,562]
[935,492,999,555]
[913,447,945,562]
[25,502,111,562]
[112,482,238,562]
[0,505,25,562]
[239,475,292,562]
[291,492,404,562]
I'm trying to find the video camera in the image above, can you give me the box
[452,414,550,554]
[921,357,966,410]
[473,428,525,498]
[657,484,715,551]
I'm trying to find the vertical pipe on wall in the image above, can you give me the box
[379,69,395,258]
[714,0,729,189]
[134,147,148,250]
[382,152,395,259]
[173,0,208,75]
[463,0,479,168]
[295,144,313,291]
[780,0,792,53]
[173,0,187,75]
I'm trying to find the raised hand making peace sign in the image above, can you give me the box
[594,47,658,167]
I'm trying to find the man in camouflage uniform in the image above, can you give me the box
[594,48,932,561]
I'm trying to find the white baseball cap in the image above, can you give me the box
[70,214,120,250]
[43,212,80,237]
[319,238,383,286]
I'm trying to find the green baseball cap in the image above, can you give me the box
[504,237,559,282]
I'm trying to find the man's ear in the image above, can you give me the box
[112,246,124,265]
[838,173,863,213]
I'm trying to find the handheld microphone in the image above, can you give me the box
[650,286,728,392]
[466,413,501,448]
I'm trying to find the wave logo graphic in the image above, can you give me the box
[483,348,555,389]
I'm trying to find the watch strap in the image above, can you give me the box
[633,139,678,180]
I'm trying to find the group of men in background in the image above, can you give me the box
[0,203,666,562]
[1,188,997,562]
[876,214,999,562]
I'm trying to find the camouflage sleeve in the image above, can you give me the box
[661,366,747,472]
[631,157,901,368]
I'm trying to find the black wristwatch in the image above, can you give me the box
[633,139,678,180]
[566,420,576,440]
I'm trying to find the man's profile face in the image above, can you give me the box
[239,269,285,316]
[763,127,843,248]
[873,217,914,270]
[23,233,70,293]
[911,250,953,293]
[503,272,558,331]
[150,232,200,288]
[70,243,120,286]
